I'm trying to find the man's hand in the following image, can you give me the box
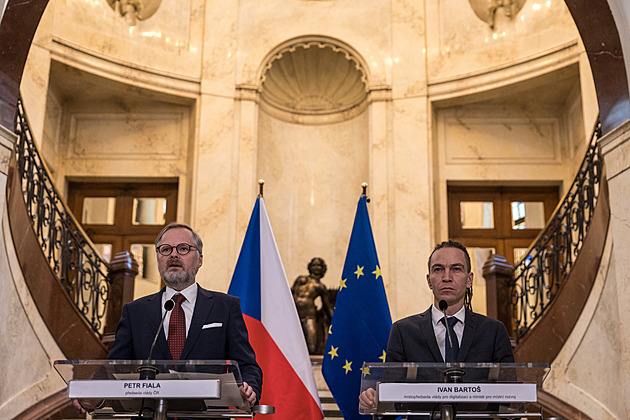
[72,398,105,413]
[239,381,257,407]
[358,387,376,411]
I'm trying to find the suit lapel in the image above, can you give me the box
[420,308,444,362]
[180,286,215,359]
[458,308,477,361]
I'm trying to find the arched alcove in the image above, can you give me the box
[256,37,371,285]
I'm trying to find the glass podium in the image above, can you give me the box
[54,359,273,419]
[359,362,550,419]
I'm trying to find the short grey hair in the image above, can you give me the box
[154,222,203,255]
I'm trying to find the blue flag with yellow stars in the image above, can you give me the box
[322,195,392,420]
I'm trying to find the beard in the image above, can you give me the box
[160,266,198,290]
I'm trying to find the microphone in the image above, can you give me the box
[148,299,174,360]
[438,299,459,419]
[439,300,456,363]
[139,299,174,380]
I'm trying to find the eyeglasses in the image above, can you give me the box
[156,243,198,256]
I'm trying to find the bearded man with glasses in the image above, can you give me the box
[107,223,262,407]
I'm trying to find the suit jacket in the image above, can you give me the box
[108,285,263,399]
[386,306,514,364]
[383,307,514,420]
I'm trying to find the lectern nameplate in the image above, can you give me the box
[360,362,550,418]
[378,382,537,403]
[68,379,220,399]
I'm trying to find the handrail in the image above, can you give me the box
[13,95,111,336]
[511,119,603,341]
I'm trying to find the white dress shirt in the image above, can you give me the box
[162,282,198,339]
[431,304,465,361]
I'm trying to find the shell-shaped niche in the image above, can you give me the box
[260,41,368,123]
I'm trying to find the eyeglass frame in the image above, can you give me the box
[156,243,199,256]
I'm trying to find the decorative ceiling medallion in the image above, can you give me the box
[106,0,162,26]
[260,41,368,123]
[469,0,527,29]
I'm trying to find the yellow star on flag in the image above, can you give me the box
[343,360,352,374]
[379,350,387,362]
[361,365,371,377]
[355,265,364,278]
[372,265,382,280]
[339,278,347,290]
[328,346,339,360]
[328,325,332,334]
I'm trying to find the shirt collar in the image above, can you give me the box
[164,282,198,304]
[431,303,466,325]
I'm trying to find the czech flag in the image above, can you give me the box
[228,197,323,419]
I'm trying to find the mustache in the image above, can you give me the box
[167,260,184,268]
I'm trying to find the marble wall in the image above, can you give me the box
[19,0,595,322]
[599,121,630,419]
[257,110,370,290]
[425,0,578,81]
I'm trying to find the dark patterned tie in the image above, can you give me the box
[168,294,186,360]
[442,317,460,362]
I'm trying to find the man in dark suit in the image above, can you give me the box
[385,239,513,364]
[359,240,514,413]
[107,223,262,406]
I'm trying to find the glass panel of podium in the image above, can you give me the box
[54,359,261,419]
[359,362,550,419]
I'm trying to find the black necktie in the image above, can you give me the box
[442,317,460,362]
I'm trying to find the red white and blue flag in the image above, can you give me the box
[228,197,323,420]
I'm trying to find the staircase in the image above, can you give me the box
[483,120,606,420]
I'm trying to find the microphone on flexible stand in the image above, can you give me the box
[437,299,458,420]
[139,299,175,380]
[439,299,456,361]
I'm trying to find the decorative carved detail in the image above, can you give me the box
[106,0,162,26]
[103,251,139,340]
[468,0,527,29]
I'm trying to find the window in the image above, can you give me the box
[68,181,178,299]
[448,185,559,314]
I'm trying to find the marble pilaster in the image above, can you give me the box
[599,119,630,419]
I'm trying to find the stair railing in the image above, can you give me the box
[510,120,603,341]
[13,96,111,336]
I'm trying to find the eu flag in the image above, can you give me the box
[322,195,392,420]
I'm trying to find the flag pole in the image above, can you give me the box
[322,184,392,420]
[258,179,264,198]
[361,181,370,202]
